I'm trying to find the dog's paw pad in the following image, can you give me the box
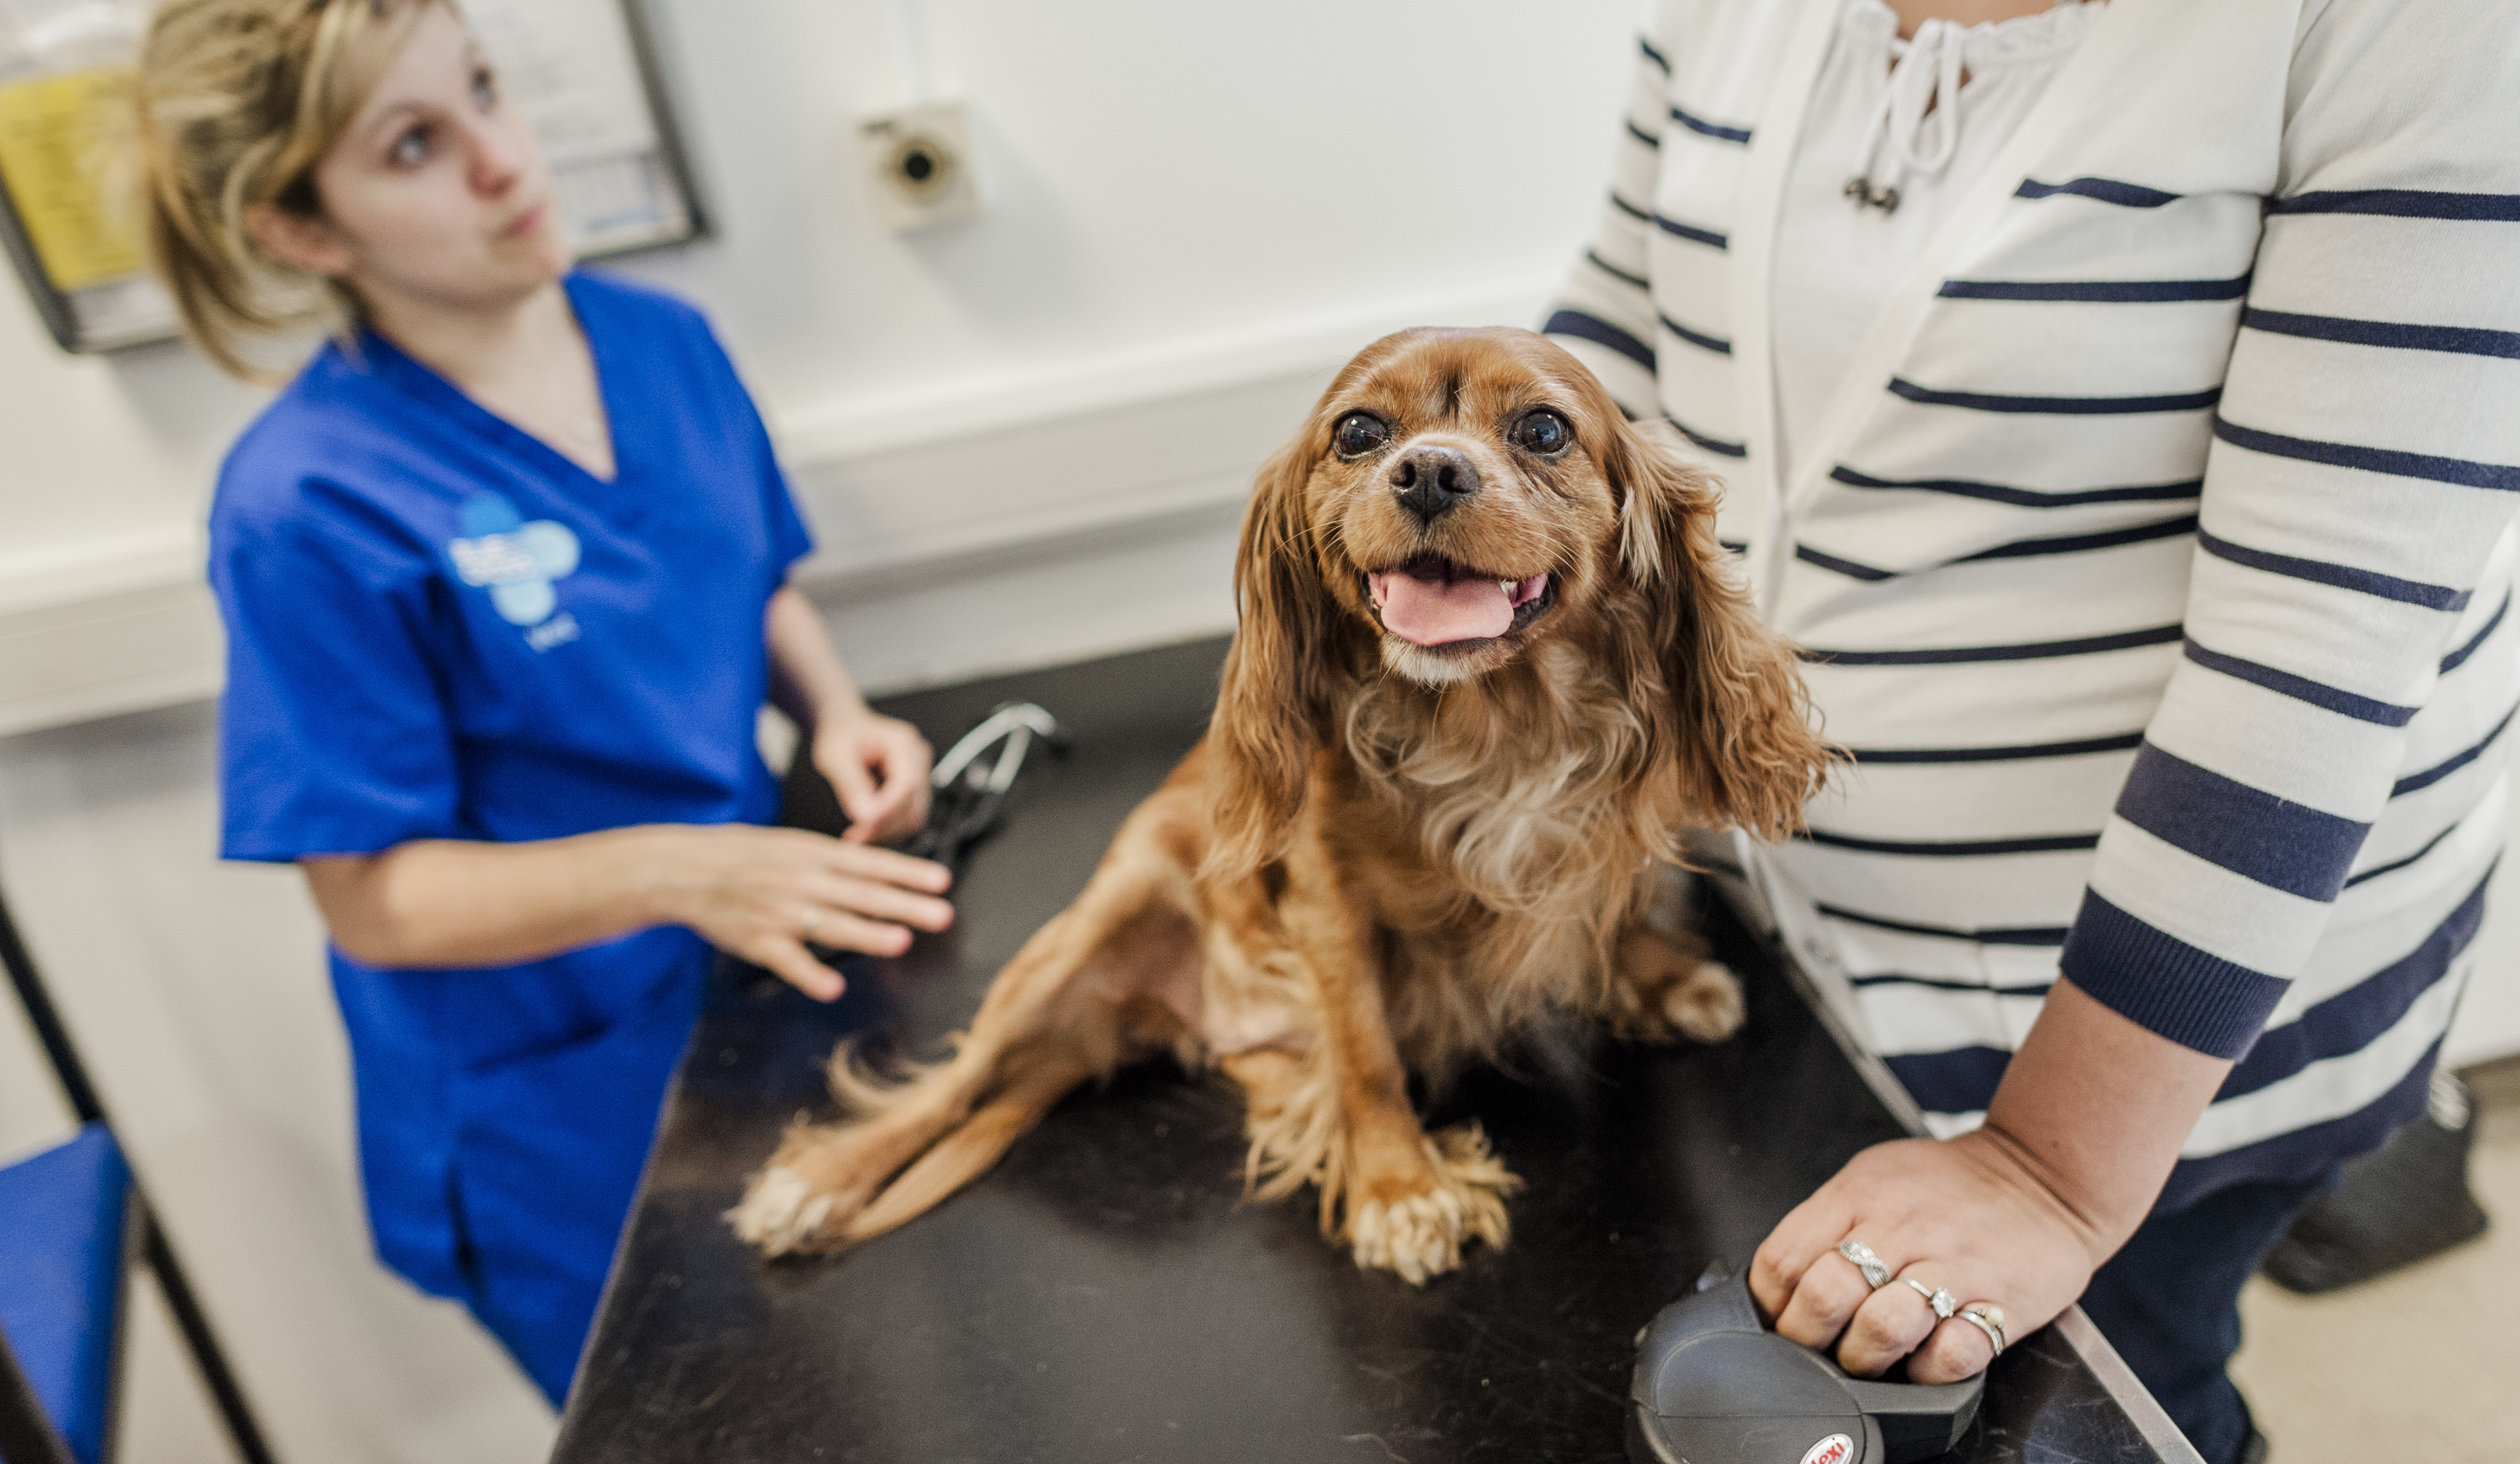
[1664,961,1746,1042]
[727,1165,835,1255]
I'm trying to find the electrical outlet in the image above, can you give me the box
[857,101,980,231]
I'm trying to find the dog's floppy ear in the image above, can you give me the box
[1204,437,1345,883]
[1605,418,1837,840]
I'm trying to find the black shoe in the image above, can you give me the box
[2261,1069,2490,1293]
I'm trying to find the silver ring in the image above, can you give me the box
[1956,1305,2007,1357]
[1903,1278,1956,1318]
[800,909,822,942]
[1835,1239,1891,1290]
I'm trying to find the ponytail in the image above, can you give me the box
[132,0,441,379]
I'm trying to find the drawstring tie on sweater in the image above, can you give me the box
[1844,18,1970,214]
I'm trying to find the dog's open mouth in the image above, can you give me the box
[1364,554,1555,649]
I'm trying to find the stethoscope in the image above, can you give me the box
[899,702,1062,875]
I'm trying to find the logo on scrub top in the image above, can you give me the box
[448,492,581,649]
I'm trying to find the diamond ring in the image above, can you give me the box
[1903,1278,1957,1318]
[1835,1239,1892,1290]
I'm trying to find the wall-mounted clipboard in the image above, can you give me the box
[0,0,708,356]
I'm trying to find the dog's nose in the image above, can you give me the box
[1389,446,1480,523]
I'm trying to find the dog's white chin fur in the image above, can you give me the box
[1382,634,1512,687]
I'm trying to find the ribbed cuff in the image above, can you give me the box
[2059,891,2290,1059]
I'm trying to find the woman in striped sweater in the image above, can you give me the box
[1544,1,2519,1458]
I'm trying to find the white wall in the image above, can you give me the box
[0,0,1648,731]
[0,1,1642,1460]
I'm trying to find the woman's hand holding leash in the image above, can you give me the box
[1752,1128,2097,1381]
[1751,977,2234,1382]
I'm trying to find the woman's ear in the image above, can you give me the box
[1203,438,1344,883]
[1607,418,1838,841]
[243,202,354,279]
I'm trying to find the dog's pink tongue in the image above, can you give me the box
[1369,571,1512,646]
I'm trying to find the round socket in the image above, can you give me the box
[884,133,958,202]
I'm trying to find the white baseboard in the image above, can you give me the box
[819,501,1242,697]
[0,277,1554,737]
[0,571,225,740]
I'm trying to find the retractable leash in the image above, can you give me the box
[900,702,1062,876]
[1628,1266,1985,1464]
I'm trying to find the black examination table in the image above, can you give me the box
[550,638,2197,1464]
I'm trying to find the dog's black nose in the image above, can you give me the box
[1389,446,1480,523]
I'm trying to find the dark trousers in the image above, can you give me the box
[2079,1170,2339,1464]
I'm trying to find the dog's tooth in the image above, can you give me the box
[1500,580,1514,595]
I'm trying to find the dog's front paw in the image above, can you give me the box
[1345,1123,1520,1285]
[727,1122,899,1255]
[728,1164,838,1256]
[1661,959,1745,1043]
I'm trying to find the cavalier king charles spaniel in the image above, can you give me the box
[732,327,1832,1281]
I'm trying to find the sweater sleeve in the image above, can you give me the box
[2058,0,2520,1057]
[1540,24,1673,419]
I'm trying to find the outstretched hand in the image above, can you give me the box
[1750,1129,2105,1383]
[661,825,952,1001]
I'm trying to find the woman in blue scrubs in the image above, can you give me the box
[135,0,954,1404]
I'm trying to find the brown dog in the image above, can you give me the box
[730,327,1832,1281]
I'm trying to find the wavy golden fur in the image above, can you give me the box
[732,328,1835,1282]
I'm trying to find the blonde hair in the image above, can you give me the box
[133,0,442,379]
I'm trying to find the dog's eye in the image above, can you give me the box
[1332,412,1390,458]
[1512,410,1573,456]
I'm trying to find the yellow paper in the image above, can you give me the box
[0,67,142,293]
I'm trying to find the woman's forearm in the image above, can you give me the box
[1978,975,2237,1258]
[765,585,867,730]
[303,825,693,969]
[308,820,955,988]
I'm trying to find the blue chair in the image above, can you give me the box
[1,882,277,1464]
[0,1125,129,1464]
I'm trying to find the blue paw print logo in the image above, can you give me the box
[447,492,580,627]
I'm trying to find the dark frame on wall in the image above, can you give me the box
[0,0,710,356]
[0,176,83,353]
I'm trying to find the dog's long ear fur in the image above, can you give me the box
[1605,418,1837,841]
[1205,438,1344,883]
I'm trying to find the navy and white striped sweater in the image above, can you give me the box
[1546,0,2520,1205]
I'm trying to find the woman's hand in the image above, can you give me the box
[1748,978,2235,1383]
[654,824,952,1000]
[1749,1130,2104,1382]
[812,707,934,846]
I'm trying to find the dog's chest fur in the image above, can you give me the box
[1332,643,1661,1065]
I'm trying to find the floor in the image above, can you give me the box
[2230,1058,2520,1464]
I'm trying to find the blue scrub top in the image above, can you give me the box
[208,271,813,1313]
